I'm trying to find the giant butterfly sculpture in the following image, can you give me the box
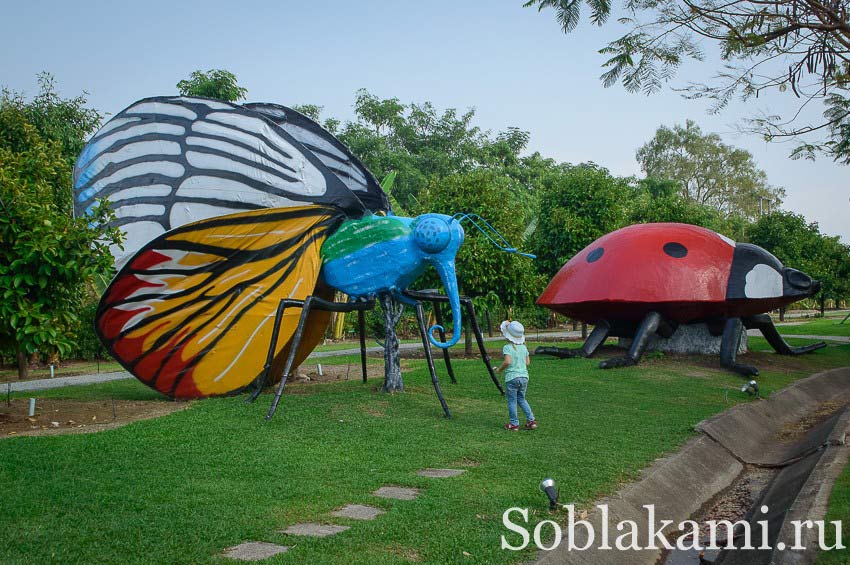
[75,96,522,418]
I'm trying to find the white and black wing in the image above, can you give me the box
[73,96,366,266]
[245,102,391,214]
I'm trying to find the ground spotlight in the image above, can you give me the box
[741,380,759,397]
[540,478,559,510]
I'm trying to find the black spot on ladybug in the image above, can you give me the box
[663,242,688,258]
[587,247,604,263]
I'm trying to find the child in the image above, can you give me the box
[495,320,537,431]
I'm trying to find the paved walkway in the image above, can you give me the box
[752,332,849,343]
[5,371,134,393]
[6,329,846,393]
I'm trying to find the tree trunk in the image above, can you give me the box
[380,294,404,393]
[820,296,826,317]
[485,309,493,337]
[779,306,785,322]
[331,291,347,339]
[581,322,588,339]
[16,348,28,380]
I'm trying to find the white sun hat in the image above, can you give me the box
[500,320,526,345]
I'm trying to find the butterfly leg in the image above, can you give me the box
[462,296,503,395]
[405,290,503,396]
[432,300,457,384]
[247,298,301,404]
[358,309,368,383]
[266,296,316,420]
[743,314,827,356]
[413,300,451,418]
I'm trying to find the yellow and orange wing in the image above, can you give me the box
[96,205,344,398]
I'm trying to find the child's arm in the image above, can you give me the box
[495,354,512,373]
[526,355,530,366]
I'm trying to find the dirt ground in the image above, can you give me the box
[0,398,188,439]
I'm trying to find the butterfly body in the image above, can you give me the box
[321,213,465,348]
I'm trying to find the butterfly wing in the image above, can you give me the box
[74,96,366,267]
[245,102,391,215]
[96,205,344,398]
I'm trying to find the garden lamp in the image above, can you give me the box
[741,380,759,397]
[540,478,559,510]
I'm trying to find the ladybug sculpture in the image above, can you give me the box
[535,223,826,376]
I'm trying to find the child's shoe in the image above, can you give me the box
[504,423,520,431]
[525,420,538,430]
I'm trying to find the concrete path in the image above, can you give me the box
[4,371,133,393]
[746,331,850,343]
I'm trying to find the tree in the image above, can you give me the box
[176,69,248,102]
[636,121,785,220]
[416,169,543,308]
[336,89,532,210]
[416,169,544,351]
[747,210,850,310]
[525,0,850,163]
[2,74,102,211]
[0,97,122,378]
[627,177,746,238]
[531,163,632,277]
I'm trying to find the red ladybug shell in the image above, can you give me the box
[537,223,739,323]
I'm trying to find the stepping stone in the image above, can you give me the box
[222,541,289,561]
[417,468,466,478]
[372,486,420,500]
[281,523,350,537]
[331,504,385,520]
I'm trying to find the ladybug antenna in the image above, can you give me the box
[452,213,536,259]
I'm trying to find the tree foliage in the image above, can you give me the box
[747,210,850,303]
[0,84,122,377]
[416,169,544,308]
[334,89,533,210]
[525,0,850,163]
[628,177,746,237]
[1,74,102,210]
[530,163,632,276]
[176,69,248,102]
[636,121,785,220]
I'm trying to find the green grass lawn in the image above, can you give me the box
[775,317,850,337]
[1,340,848,564]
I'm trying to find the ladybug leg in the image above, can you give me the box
[743,314,827,356]
[720,317,759,376]
[535,320,611,359]
[599,312,662,369]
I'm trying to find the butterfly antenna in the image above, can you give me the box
[452,213,536,259]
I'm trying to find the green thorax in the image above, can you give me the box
[321,215,412,263]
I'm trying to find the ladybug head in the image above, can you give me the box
[726,243,820,301]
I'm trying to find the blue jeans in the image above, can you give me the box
[506,377,534,426]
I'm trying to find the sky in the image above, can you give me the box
[2,0,847,242]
